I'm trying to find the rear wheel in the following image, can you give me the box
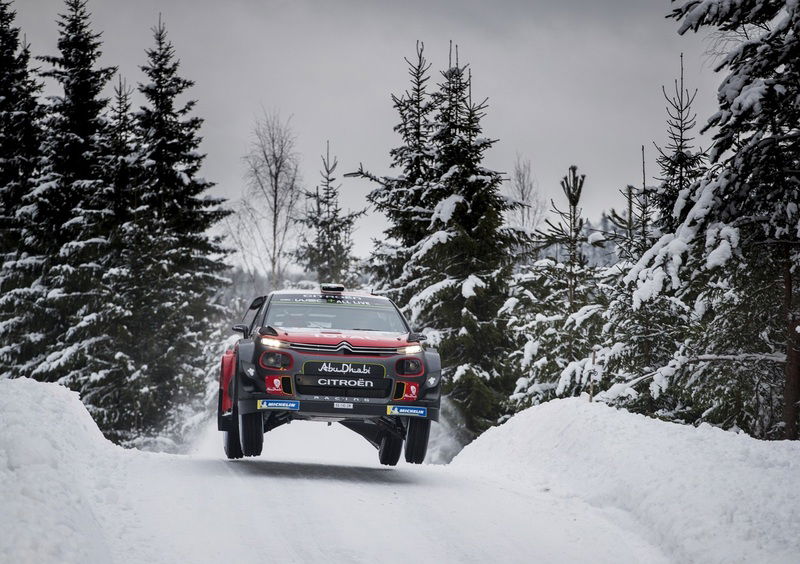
[404,418,430,464]
[239,411,264,457]
[378,432,403,466]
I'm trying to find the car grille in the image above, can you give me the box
[294,382,392,398]
[288,341,398,356]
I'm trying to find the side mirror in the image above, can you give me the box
[231,324,249,338]
[407,332,428,343]
[248,296,266,310]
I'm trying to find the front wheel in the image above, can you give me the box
[378,433,402,466]
[223,426,243,459]
[404,418,430,464]
[239,411,264,457]
[222,395,243,459]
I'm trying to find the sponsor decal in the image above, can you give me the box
[427,376,437,386]
[298,372,388,392]
[318,362,372,375]
[246,367,255,377]
[266,377,283,394]
[306,361,383,377]
[313,396,372,403]
[402,383,419,401]
[333,402,353,409]
[257,399,299,411]
[386,405,428,417]
[316,377,374,388]
[274,294,387,307]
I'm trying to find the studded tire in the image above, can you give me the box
[404,418,430,464]
[378,433,403,466]
[239,411,264,457]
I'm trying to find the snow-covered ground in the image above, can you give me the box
[1,378,798,564]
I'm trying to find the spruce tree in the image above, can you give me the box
[0,0,43,377]
[506,166,604,407]
[544,166,587,314]
[130,17,229,441]
[296,141,364,284]
[595,154,690,416]
[75,78,143,440]
[652,53,706,234]
[406,59,526,435]
[10,0,116,386]
[627,0,800,438]
[0,0,41,256]
[348,41,436,304]
[106,78,138,246]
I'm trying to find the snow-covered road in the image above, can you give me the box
[3,378,799,564]
[109,419,668,564]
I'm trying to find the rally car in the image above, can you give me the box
[217,284,441,465]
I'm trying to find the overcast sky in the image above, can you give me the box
[17,0,722,257]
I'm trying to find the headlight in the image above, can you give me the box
[397,344,422,355]
[261,337,286,348]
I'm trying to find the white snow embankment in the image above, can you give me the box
[0,379,669,564]
[3,378,798,564]
[454,398,800,564]
[0,378,118,563]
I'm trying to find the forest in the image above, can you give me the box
[1,0,798,452]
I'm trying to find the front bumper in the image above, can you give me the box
[237,396,440,421]
[235,346,441,422]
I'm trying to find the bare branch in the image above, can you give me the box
[228,110,303,290]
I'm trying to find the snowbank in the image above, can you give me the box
[0,378,118,563]
[3,379,799,564]
[454,398,800,564]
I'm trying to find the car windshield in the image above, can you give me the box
[264,294,408,333]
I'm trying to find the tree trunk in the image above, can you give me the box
[782,249,800,439]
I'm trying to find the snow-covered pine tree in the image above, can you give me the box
[406,58,526,435]
[10,0,116,389]
[652,53,706,234]
[606,151,657,264]
[75,78,144,441]
[348,41,436,303]
[0,0,41,258]
[507,166,604,408]
[106,78,139,245]
[130,17,229,442]
[296,141,364,285]
[594,151,691,416]
[544,166,587,313]
[601,58,703,415]
[626,0,800,438]
[0,0,43,378]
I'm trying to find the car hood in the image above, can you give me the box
[270,327,410,348]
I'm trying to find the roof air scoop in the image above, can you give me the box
[320,283,345,293]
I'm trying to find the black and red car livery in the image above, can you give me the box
[217,285,440,465]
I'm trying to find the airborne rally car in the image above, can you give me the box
[217,285,441,465]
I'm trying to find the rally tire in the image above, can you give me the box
[239,411,264,457]
[223,426,243,459]
[378,433,402,466]
[222,394,243,459]
[404,418,430,464]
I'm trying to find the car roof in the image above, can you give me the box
[268,289,392,301]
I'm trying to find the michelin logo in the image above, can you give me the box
[257,399,300,411]
[386,405,427,417]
